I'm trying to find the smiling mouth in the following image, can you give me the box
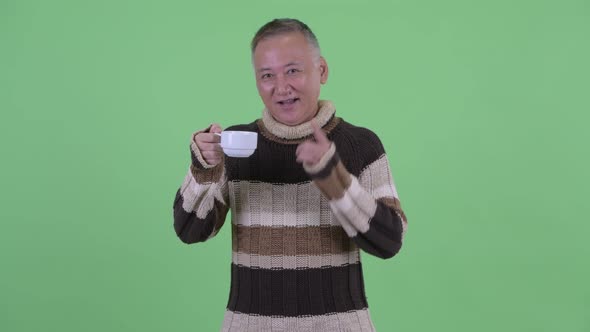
[278,98,300,105]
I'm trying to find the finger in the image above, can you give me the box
[201,150,218,159]
[202,150,223,160]
[311,119,328,144]
[296,141,313,157]
[296,141,309,157]
[198,142,223,152]
[301,149,319,165]
[298,154,317,165]
[198,143,223,152]
[299,145,327,165]
[207,158,222,165]
[196,141,214,152]
[210,123,223,134]
[295,144,306,163]
[296,154,306,164]
[296,148,315,165]
[196,132,221,144]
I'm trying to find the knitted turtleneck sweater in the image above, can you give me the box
[173,101,408,332]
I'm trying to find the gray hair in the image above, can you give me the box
[251,18,321,57]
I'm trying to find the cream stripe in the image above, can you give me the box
[329,206,357,238]
[359,154,399,199]
[229,181,338,227]
[329,177,377,237]
[232,251,360,269]
[356,309,377,331]
[371,184,398,200]
[261,100,336,140]
[222,309,375,332]
[180,167,227,218]
[348,178,380,228]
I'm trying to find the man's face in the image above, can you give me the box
[253,32,328,126]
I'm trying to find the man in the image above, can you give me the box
[173,18,408,331]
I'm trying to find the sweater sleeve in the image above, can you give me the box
[172,129,229,244]
[303,143,408,259]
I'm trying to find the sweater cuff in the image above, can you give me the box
[303,143,337,177]
[303,144,352,200]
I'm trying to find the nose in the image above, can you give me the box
[275,75,292,96]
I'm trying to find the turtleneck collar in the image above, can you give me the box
[260,100,336,140]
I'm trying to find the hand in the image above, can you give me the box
[296,120,332,167]
[194,123,224,165]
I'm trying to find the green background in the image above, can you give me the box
[1,0,589,331]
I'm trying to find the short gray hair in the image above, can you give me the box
[251,18,320,56]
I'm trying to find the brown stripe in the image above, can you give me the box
[257,116,342,145]
[378,197,407,223]
[210,198,230,237]
[335,161,352,191]
[313,160,352,200]
[232,224,355,256]
[190,163,224,184]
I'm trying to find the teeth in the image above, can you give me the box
[279,98,297,105]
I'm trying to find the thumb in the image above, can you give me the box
[210,123,223,134]
[311,119,328,144]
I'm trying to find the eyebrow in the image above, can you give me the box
[257,62,303,73]
[284,61,302,67]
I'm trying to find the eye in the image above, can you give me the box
[261,73,273,79]
[287,68,300,75]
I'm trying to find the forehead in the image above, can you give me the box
[253,32,314,69]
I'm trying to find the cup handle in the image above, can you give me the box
[213,133,222,146]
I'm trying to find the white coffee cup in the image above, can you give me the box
[214,131,258,158]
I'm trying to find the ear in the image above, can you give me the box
[319,56,329,84]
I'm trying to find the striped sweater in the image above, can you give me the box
[173,100,408,331]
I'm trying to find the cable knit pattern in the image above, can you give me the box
[261,100,335,139]
[172,101,407,331]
